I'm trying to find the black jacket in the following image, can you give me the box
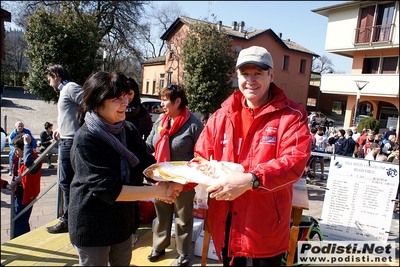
[69,122,156,247]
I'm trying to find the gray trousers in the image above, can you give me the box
[74,235,132,266]
[152,189,195,255]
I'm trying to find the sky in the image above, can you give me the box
[2,1,352,73]
[164,1,353,73]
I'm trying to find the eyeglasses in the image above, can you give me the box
[167,84,178,93]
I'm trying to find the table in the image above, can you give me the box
[286,178,310,266]
[201,178,309,266]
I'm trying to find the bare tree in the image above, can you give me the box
[312,55,335,74]
[3,29,29,86]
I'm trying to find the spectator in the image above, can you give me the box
[125,77,153,141]
[314,126,329,179]
[383,135,397,156]
[360,131,379,158]
[309,112,317,127]
[8,121,37,176]
[11,133,42,238]
[375,133,384,150]
[344,129,357,157]
[44,64,83,234]
[124,77,153,245]
[320,117,328,134]
[1,126,6,152]
[194,46,311,266]
[334,129,347,155]
[69,71,177,266]
[305,127,318,180]
[39,122,58,169]
[200,114,209,126]
[388,146,399,164]
[364,143,381,160]
[351,126,361,143]
[146,84,203,266]
[383,126,396,141]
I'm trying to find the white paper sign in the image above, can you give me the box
[320,156,399,244]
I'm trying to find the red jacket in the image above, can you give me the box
[13,150,42,205]
[194,84,311,261]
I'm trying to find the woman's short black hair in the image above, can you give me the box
[160,84,188,110]
[44,122,53,130]
[127,77,141,107]
[77,71,130,126]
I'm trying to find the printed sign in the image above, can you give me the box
[320,156,399,244]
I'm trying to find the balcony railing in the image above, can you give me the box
[354,24,394,44]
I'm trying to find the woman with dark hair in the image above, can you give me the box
[39,122,58,169]
[146,84,204,266]
[69,71,179,266]
[125,77,152,140]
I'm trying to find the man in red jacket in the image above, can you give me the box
[11,133,42,238]
[194,46,311,266]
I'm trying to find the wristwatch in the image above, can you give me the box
[251,173,260,189]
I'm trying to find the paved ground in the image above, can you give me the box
[1,86,398,265]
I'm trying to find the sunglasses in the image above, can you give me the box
[167,84,178,93]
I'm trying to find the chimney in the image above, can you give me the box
[217,21,222,31]
[238,21,245,32]
[231,21,237,30]
[278,32,282,39]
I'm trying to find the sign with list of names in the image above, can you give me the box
[320,156,399,244]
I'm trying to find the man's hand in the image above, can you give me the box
[53,129,60,140]
[207,164,253,201]
[23,134,32,145]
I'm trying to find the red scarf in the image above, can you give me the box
[154,107,191,163]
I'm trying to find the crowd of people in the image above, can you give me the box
[1,46,398,266]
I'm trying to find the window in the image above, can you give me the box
[235,45,242,58]
[282,55,290,71]
[159,73,165,90]
[169,43,175,59]
[362,56,398,74]
[355,2,395,43]
[145,80,149,94]
[152,80,156,95]
[307,98,317,107]
[300,59,306,74]
[167,72,172,84]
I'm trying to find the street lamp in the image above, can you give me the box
[352,80,369,126]
[103,50,107,71]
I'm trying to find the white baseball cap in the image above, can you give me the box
[236,46,274,70]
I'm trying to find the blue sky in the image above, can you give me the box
[165,1,352,73]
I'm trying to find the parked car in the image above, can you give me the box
[141,98,163,123]
[355,115,370,125]
[308,111,335,127]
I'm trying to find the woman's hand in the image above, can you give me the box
[155,182,180,204]
[206,164,253,201]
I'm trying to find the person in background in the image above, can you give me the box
[39,122,58,169]
[308,112,317,127]
[200,114,209,126]
[333,129,347,155]
[146,84,203,266]
[305,126,318,180]
[360,130,379,158]
[383,135,397,156]
[1,126,6,152]
[320,116,328,134]
[375,133,384,150]
[194,46,311,266]
[344,129,357,157]
[388,146,399,164]
[351,126,361,143]
[125,77,153,140]
[11,133,42,238]
[314,126,329,179]
[70,71,178,266]
[124,77,153,245]
[8,121,37,176]
[44,64,83,234]
[383,126,396,141]
[364,142,381,160]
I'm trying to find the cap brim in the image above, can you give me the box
[236,61,271,71]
